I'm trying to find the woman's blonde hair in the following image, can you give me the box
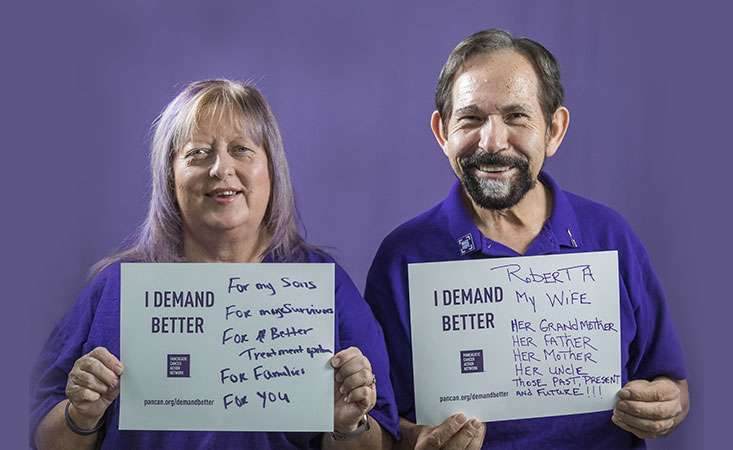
[92,79,312,274]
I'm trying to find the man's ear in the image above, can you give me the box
[545,106,570,158]
[430,110,449,156]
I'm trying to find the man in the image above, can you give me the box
[365,29,689,449]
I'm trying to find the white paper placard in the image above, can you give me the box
[408,251,620,425]
[120,263,334,431]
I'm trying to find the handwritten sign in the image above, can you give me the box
[408,251,620,425]
[119,263,334,431]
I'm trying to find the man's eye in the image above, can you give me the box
[456,116,482,128]
[506,112,528,121]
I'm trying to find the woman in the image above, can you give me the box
[31,80,399,449]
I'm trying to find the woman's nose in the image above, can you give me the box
[209,154,235,179]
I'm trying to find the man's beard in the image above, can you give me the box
[459,150,536,210]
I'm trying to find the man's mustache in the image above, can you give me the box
[460,151,529,171]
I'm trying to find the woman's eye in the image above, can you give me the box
[186,148,210,159]
[233,146,254,156]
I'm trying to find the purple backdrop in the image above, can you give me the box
[9,0,728,448]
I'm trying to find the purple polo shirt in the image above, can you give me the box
[365,172,686,449]
[30,251,399,449]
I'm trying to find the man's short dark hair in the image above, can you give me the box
[435,28,564,133]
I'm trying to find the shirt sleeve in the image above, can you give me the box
[622,230,688,381]
[333,262,400,441]
[29,268,113,449]
[363,243,418,422]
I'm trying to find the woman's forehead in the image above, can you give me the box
[180,104,263,145]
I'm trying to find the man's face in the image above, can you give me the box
[433,50,559,210]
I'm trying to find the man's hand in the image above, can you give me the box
[612,378,689,439]
[414,413,485,450]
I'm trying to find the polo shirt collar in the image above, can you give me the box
[441,171,583,257]
[441,180,484,256]
[541,171,583,249]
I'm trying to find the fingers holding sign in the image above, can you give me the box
[416,413,486,450]
[65,347,124,428]
[331,347,377,433]
[612,378,688,439]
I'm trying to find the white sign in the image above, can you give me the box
[120,263,334,431]
[408,251,620,425]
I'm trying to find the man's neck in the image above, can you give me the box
[465,180,553,255]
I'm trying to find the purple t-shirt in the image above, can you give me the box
[30,251,399,449]
[364,172,686,450]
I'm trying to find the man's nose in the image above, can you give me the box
[209,153,235,179]
[478,117,508,152]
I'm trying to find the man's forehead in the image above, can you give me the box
[450,50,540,113]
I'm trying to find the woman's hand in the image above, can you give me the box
[65,347,124,429]
[330,346,377,433]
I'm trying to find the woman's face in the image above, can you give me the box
[172,111,271,242]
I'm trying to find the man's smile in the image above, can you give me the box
[475,165,513,173]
